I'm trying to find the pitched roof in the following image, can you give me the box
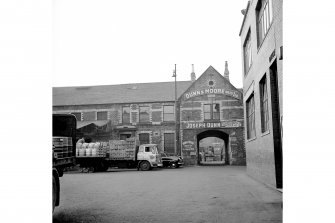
[53,81,192,106]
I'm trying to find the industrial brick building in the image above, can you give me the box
[239,0,283,188]
[53,65,245,166]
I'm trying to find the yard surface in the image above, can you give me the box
[53,166,282,223]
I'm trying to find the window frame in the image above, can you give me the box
[259,75,270,134]
[97,111,108,120]
[139,133,150,145]
[204,103,220,121]
[243,29,253,76]
[256,0,273,48]
[122,106,130,124]
[139,106,150,123]
[163,105,175,122]
[246,94,256,140]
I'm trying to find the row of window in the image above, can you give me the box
[122,103,222,123]
[71,111,108,122]
[71,105,175,123]
[71,103,226,123]
[243,0,273,76]
[122,105,175,123]
[246,75,269,139]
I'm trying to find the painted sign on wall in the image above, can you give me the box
[182,141,195,151]
[184,88,240,100]
[182,120,243,129]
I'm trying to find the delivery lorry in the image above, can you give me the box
[52,114,76,212]
[76,138,162,171]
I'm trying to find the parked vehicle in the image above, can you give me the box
[52,114,77,212]
[76,139,162,171]
[160,152,184,168]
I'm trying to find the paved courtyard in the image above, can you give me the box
[53,166,282,223]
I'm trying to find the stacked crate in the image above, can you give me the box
[109,138,136,160]
[53,136,73,158]
[97,142,108,157]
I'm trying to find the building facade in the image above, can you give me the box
[239,0,283,188]
[53,65,245,166]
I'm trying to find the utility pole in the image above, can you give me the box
[172,64,178,155]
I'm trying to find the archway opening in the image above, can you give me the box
[197,130,229,165]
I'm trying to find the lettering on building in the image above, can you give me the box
[183,121,243,129]
[184,88,240,100]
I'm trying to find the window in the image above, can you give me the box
[243,30,252,75]
[139,106,150,123]
[163,105,175,122]
[164,133,175,155]
[260,76,269,133]
[246,94,256,139]
[204,103,220,120]
[122,106,130,123]
[71,112,81,121]
[120,133,131,140]
[204,104,211,120]
[139,133,150,144]
[97,111,108,120]
[256,0,273,46]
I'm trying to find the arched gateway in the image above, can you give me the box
[197,130,229,165]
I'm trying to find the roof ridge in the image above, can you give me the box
[53,80,192,88]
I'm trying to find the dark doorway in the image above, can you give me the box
[269,61,283,189]
[197,130,229,165]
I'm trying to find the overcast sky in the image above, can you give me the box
[53,0,248,88]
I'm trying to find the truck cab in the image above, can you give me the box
[52,114,76,212]
[137,144,162,170]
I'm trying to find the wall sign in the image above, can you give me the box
[183,120,243,129]
[182,141,195,151]
[184,88,240,100]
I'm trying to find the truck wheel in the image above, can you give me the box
[99,162,108,172]
[52,175,57,212]
[102,163,109,171]
[140,161,150,171]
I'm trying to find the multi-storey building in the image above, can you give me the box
[239,0,283,188]
[53,65,246,166]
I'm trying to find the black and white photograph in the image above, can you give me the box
[52,0,282,222]
[2,0,335,222]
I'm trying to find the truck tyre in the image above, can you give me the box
[98,161,108,172]
[102,162,109,171]
[140,161,150,171]
[52,175,57,212]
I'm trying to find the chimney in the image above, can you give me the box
[224,61,230,81]
[191,64,196,82]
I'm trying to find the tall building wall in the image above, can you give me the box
[240,0,283,188]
